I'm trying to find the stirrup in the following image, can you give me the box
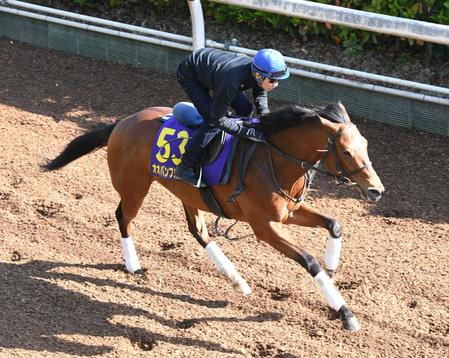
[193,166,205,188]
[175,165,204,188]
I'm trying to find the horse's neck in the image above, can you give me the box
[267,122,329,195]
[270,121,328,164]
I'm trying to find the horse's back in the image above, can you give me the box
[109,106,170,146]
[107,106,172,191]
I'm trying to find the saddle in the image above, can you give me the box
[151,102,241,186]
[150,102,257,218]
[173,101,228,165]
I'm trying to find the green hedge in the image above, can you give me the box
[70,0,449,57]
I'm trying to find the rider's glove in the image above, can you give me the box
[215,115,266,142]
[240,126,266,142]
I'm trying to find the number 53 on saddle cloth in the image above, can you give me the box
[150,108,241,186]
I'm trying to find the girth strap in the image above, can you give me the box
[227,142,258,203]
[198,141,257,237]
[197,137,254,220]
[199,186,230,219]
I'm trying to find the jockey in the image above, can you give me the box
[174,47,290,187]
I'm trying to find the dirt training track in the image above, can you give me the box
[0,38,448,358]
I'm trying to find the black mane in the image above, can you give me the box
[257,102,348,134]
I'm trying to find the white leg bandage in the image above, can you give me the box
[121,236,141,273]
[205,241,252,296]
[324,236,342,271]
[314,271,346,311]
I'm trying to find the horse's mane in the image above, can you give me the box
[257,102,348,134]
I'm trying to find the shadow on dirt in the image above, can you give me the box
[0,260,282,355]
[0,38,182,131]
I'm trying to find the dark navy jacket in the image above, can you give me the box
[177,48,269,122]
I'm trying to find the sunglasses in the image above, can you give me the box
[253,64,287,80]
[267,78,279,84]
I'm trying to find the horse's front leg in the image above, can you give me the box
[284,202,343,278]
[249,219,360,331]
[182,204,251,296]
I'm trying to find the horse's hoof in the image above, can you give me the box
[232,277,252,296]
[342,316,361,331]
[339,305,360,331]
[133,268,148,277]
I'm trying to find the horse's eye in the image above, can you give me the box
[343,150,351,156]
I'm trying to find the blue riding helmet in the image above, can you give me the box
[252,49,290,84]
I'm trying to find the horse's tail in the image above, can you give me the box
[41,122,119,171]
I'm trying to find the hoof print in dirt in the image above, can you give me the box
[256,342,290,357]
[129,334,156,351]
[307,327,326,338]
[11,176,23,188]
[254,312,284,322]
[160,242,183,251]
[11,250,22,261]
[302,317,328,337]
[408,300,418,309]
[0,190,11,200]
[268,287,292,301]
[33,199,63,217]
[336,280,362,290]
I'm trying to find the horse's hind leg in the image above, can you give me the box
[285,202,343,277]
[115,182,150,274]
[182,204,251,295]
[249,219,360,331]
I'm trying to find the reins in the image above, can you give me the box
[266,144,319,204]
[263,127,371,203]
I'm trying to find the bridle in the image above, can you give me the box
[264,124,372,204]
[323,129,372,184]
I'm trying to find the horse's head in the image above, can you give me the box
[318,104,384,202]
[258,102,385,202]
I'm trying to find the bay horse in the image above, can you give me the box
[42,102,384,331]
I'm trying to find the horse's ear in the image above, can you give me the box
[337,101,351,123]
[318,114,339,134]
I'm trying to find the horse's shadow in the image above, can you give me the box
[0,260,282,356]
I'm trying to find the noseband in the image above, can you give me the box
[326,125,372,184]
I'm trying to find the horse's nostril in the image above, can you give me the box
[367,189,382,201]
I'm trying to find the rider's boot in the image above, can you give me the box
[174,160,202,187]
[174,121,211,188]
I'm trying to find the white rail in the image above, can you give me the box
[1,0,448,105]
[0,5,192,50]
[204,42,449,106]
[211,0,449,46]
[2,0,192,43]
[188,0,205,50]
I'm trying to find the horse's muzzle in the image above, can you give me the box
[356,185,383,202]
[366,188,383,202]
